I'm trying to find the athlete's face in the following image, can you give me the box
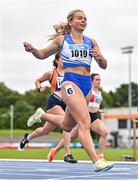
[93,75,101,89]
[70,11,87,31]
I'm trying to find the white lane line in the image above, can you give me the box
[1,159,138,165]
[36,168,67,172]
[0,172,59,177]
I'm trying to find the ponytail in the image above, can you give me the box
[49,22,70,41]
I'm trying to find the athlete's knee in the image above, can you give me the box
[63,128,72,132]
[61,123,73,132]
[102,128,108,137]
[71,129,78,140]
[71,133,78,140]
[79,121,91,131]
[63,126,72,132]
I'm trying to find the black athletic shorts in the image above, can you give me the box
[45,93,66,111]
[89,112,98,123]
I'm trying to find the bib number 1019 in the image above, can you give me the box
[70,50,87,58]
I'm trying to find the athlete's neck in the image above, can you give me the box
[70,31,83,44]
[92,86,99,94]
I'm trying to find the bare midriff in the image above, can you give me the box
[65,66,90,76]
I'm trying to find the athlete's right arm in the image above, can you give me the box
[23,35,64,60]
[35,71,52,92]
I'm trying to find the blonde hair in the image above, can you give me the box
[49,9,84,40]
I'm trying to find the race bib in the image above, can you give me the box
[57,77,64,88]
[65,84,75,96]
[69,44,89,61]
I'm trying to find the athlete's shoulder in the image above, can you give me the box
[83,35,93,47]
[83,34,91,40]
[53,35,64,47]
[49,69,58,83]
[51,69,58,76]
[91,39,98,47]
[99,90,102,94]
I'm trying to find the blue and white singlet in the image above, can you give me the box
[60,34,93,69]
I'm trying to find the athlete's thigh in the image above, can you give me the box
[47,105,65,116]
[61,81,91,126]
[90,119,108,136]
[43,106,65,132]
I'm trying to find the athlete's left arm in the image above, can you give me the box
[90,39,107,69]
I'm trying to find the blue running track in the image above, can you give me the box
[0,159,138,179]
